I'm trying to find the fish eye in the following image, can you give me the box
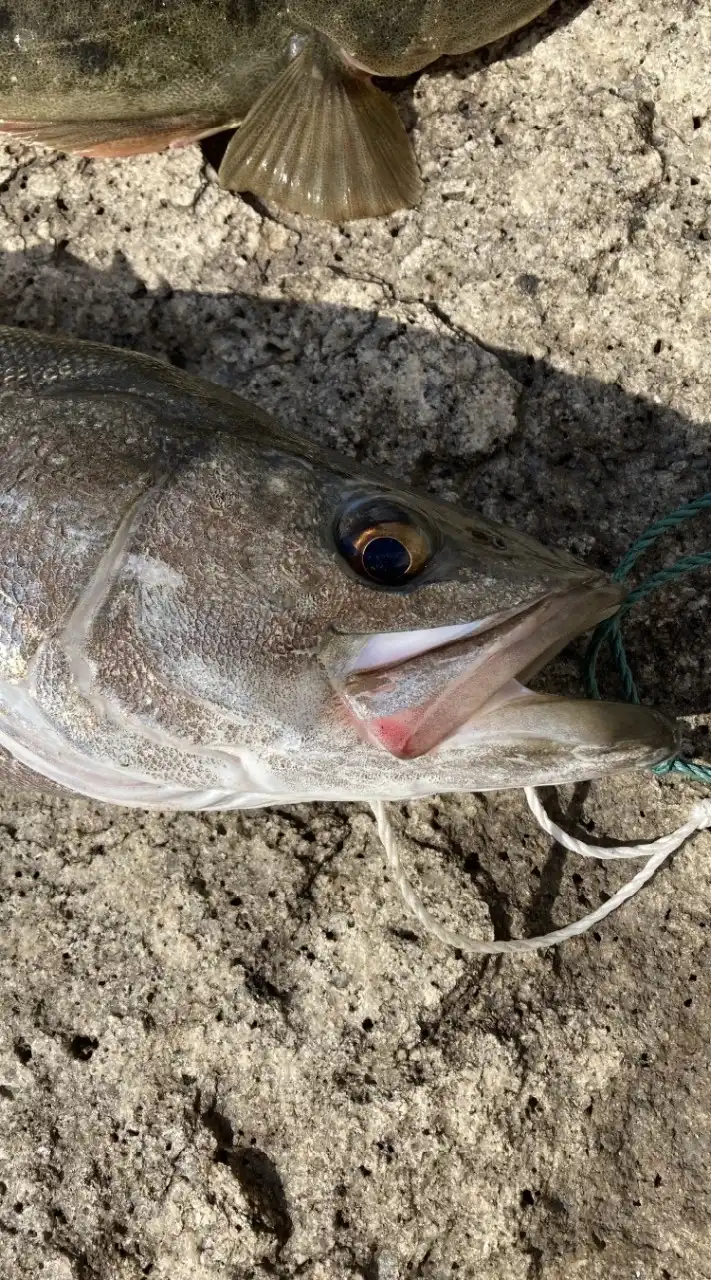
[335,498,436,587]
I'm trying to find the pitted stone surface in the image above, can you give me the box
[0,1,709,1276]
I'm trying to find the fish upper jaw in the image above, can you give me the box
[322,580,626,760]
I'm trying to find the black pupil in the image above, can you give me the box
[361,536,412,583]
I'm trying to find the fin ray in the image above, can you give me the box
[218,37,421,221]
[0,115,224,158]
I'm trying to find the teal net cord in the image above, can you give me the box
[583,492,711,784]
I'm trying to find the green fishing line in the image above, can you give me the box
[583,492,711,784]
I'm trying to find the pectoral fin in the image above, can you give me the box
[0,745,67,796]
[218,37,422,221]
[0,115,223,158]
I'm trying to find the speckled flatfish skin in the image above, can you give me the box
[0,0,286,122]
[0,1,554,217]
[298,0,552,74]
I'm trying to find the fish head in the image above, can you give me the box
[151,430,675,794]
[0,324,676,806]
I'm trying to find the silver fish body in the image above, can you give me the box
[0,326,676,810]
[0,0,554,219]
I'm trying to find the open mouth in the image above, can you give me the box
[326,582,623,759]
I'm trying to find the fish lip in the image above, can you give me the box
[330,578,624,759]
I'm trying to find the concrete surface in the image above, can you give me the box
[0,0,710,1275]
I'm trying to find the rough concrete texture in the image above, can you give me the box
[0,0,710,1275]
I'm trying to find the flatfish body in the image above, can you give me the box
[0,0,553,218]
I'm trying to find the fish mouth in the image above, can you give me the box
[326,581,625,759]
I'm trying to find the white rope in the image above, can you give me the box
[370,793,711,955]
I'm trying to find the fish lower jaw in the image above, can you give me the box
[350,679,676,770]
[354,677,534,760]
[336,580,627,761]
